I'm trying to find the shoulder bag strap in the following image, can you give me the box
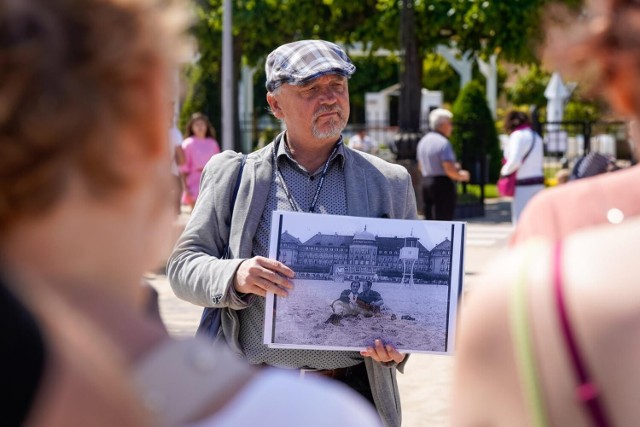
[506,130,537,177]
[553,241,611,427]
[221,154,248,259]
[521,129,537,165]
[510,242,549,427]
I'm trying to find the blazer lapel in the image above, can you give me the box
[344,149,369,217]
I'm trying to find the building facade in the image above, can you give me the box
[277,228,452,283]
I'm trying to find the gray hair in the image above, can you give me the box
[429,108,453,130]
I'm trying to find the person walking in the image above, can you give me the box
[416,108,470,220]
[500,110,545,225]
[168,39,417,427]
[179,113,221,208]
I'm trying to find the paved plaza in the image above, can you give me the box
[148,199,513,427]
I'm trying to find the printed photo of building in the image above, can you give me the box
[277,227,453,285]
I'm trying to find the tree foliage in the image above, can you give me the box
[507,65,550,108]
[349,55,401,124]
[422,54,459,104]
[182,0,584,148]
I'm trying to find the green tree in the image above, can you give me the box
[451,81,502,181]
[422,54,459,104]
[184,0,584,150]
[507,65,550,108]
[348,55,400,124]
[563,100,602,122]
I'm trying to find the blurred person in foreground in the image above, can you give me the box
[511,62,640,240]
[168,39,416,427]
[0,1,381,426]
[453,1,640,426]
[416,108,470,221]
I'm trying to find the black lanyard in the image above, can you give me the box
[272,139,341,213]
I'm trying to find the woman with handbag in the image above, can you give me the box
[500,111,545,224]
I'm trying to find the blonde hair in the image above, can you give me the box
[0,0,190,231]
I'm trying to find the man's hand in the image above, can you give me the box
[443,161,470,183]
[360,339,406,364]
[233,256,295,298]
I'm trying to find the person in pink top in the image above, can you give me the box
[180,113,221,207]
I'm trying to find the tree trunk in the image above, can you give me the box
[395,0,423,218]
[399,0,421,133]
[395,0,422,161]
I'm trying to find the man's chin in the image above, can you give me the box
[312,121,346,140]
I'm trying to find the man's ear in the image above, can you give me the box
[267,92,284,119]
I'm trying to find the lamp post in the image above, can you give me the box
[394,0,424,211]
[221,0,234,151]
[394,0,422,162]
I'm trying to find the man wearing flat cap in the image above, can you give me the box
[168,39,417,427]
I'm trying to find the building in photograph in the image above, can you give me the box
[277,227,452,283]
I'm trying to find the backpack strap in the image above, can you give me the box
[221,153,248,259]
[553,241,611,427]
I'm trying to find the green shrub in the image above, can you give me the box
[457,184,498,199]
[450,80,502,182]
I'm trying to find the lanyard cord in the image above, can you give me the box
[272,139,341,213]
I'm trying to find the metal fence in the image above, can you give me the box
[537,120,631,167]
[237,118,633,183]
[235,118,631,218]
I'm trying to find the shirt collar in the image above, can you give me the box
[276,132,346,172]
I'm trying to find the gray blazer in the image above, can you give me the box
[168,135,418,427]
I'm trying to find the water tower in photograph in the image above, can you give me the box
[399,233,419,288]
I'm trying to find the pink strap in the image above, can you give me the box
[553,241,610,427]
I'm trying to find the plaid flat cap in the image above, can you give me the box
[265,40,356,92]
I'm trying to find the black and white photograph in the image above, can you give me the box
[263,211,465,354]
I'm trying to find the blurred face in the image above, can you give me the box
[267,74,350,146]
[127,72,176,274]
[362,281,372,292]
[192,119,208,138]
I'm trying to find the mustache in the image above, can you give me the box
[313,106,342,120]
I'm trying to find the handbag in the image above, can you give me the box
[498,129,536,197]
[497,173,517,197]
[195,154,247,342]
